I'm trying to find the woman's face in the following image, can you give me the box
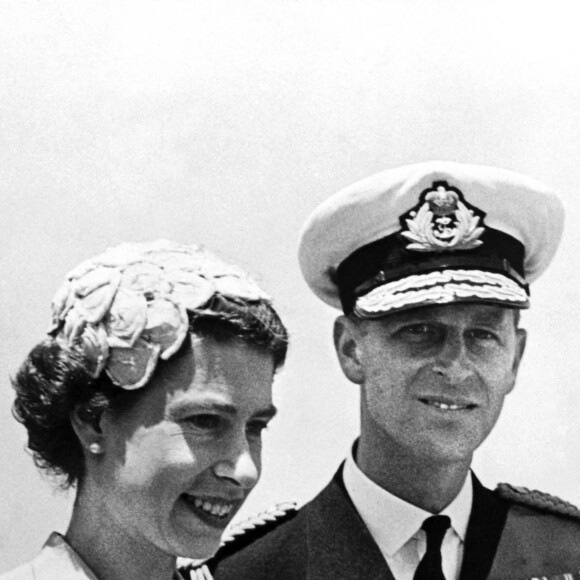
[92,334,277,559]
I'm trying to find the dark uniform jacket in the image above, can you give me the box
[190,467,580,580]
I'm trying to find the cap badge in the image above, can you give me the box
[400,181,485,253]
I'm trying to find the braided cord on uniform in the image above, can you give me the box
[496,483,580,520]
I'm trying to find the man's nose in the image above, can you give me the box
[212,436,260,489]
[432,333,475,384]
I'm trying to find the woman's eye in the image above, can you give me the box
[246,421,269,438]
[186,414,223,430]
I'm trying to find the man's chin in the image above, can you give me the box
[407,434,480,467]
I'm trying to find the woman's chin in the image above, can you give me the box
[168,494,236,555]
[173,535,222,562]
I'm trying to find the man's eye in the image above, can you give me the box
[405,324,431,334]
[469,329,499,342]
[246,420,269,438]
[186,414,223,430]
[397,324,439,341]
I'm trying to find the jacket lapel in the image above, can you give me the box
[305,467,396,580]
[459,473,508,580]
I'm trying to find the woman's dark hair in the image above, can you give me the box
[12,295,288,488]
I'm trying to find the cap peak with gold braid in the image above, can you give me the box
[299,161,564,317]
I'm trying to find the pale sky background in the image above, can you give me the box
[2,0,580,572]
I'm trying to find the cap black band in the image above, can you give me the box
[335,227,528,314]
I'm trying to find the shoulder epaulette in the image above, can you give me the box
[495,482,580,521]
[181,502,299,580]
[217,501,299,555]
[183,565,213,580]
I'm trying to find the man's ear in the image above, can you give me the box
[512,327,527,375]
[333,315,365,385]
[70,405,105,456]
[505,327,527,396]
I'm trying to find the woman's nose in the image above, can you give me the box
[212,439,260,489]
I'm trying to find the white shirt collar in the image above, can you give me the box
[343,443,473,557]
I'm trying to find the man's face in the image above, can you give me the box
[335,303,526,466]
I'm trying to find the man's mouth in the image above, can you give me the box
[418,397,477,411]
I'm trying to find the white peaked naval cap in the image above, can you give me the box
[298,161,565,317]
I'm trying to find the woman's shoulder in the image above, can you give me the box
[0,562,35,580]
[0,533,99,580]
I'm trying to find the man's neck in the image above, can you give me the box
[356,435,472,514]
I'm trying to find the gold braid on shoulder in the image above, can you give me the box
[186,565,213,580]
[182,502,299,579]
[495,483,580,521]
[218,501,299,551]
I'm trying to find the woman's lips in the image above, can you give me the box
[181,494,241,527]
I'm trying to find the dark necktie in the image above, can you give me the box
[412,515,451,580]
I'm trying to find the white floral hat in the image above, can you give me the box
[49,240,270,389]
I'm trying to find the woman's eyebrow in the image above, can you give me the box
[253,404,278,419]
[167,400,238,419]
[167,400,278,420]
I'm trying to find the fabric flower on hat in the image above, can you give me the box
[105,339,161,390]
[141,297,188,360]
[169,271,216,311]
[214,274,271,301]
[49,239,271,390]
[102,289,148,348]
[79,324,109,378]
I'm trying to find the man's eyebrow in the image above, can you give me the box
[471,310,509,325]
[389,310,438,323]
[390,307,509,325]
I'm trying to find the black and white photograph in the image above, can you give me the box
[1,2,580,579]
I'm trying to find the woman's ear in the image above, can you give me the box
[333,315,365,385]
[70,405,105,456]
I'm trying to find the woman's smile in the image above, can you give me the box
[180,494,241,528]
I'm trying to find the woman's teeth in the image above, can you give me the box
[191,497,234,518]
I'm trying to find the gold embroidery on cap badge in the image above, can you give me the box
[400,181,485,253]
